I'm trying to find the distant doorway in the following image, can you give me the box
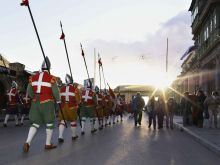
[0,81,6,110]
[142,96,149,105]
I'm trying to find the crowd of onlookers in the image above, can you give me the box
[130,93,177,129]
[181,90,220,128]
[129,90,220,129]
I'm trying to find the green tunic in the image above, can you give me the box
[27,83,60,127]
[80,94,97,118]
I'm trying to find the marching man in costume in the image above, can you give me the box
[95,86,105,130]
[58,74,81,143]
[23,57,60,152]
[20,92,31,125]
[3,81,20,127]
[80,81,97,134]
[103,89,113,126]
[116,95,124,123]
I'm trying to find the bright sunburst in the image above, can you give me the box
[151,71,175,90]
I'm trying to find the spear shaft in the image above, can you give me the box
[22,3,67,128]
[26,5,50,74]
[60,22,73,80]
[80,44,92,85]
[60,22,82,128]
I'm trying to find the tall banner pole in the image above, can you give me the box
[98,54,102,90]
[20,0,67,128]
[80,43,91,85]
[60,21,74,80]
[94,48,96,90]
[59,21,82,128]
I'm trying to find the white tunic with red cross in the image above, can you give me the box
[60,84,78,108]
[7,88,18,105]
[30,71,56,102]
[82,89,96,107]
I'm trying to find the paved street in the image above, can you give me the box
[0,115,220,165]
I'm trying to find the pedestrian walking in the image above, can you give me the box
[23,58,61,152]
[80,82,97,135]
[20,91,31,125]
[131,92,145,127]
[3,81,20,127]
[196,90,206,128]
[147,96,156,129]
[95,86,105,130]
[166,97,176,129]
[180,92,192,126]
[204,91,220,128]
[156,96,166,129]
[58,74,81,143]
[115,96,124,122]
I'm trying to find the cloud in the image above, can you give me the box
[86,11,193,87]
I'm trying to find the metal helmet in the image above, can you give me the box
[65,74,73,84]
[11,81,18,88]
[41,56,51,71]
[56,79,63,87]
[95,86,99,93]
[86,80,92,89]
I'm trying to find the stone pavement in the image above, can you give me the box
[174,115,220,156]
[1,115,220,165]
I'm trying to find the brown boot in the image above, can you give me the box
[45,144,57,150]
[23,143,30,153]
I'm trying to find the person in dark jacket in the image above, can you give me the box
[131,92,145,126]
[196,90,206,128]
[166,97,176,129]
[146,96,156,129]
[181,92,192,126]
[156,96,166,129]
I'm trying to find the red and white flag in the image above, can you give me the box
[98,58,102,66]
[20,0,29,6]
[60,32,65,40]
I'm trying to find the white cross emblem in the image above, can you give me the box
[23,93,30,104]
[32,72,51,93]
[60,86,75,102]
[7,89,15,102]
[97,94,102,102]
[82,90,92,102]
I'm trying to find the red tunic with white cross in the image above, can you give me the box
[96,93,105,107]
[29,71,56,103]
[7,88,18,106]
[116,99,124,112]
[104,95,112,108]
[60,84,79,108]
[82,89,96,107]
[23,93,31,109]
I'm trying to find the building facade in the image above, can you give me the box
[114,85,160,103]
[175,0,220,96]
[0,54,32,110]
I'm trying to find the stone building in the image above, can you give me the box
[114,85,159,104]
[174,0,220,96]
[0,54,32,110]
